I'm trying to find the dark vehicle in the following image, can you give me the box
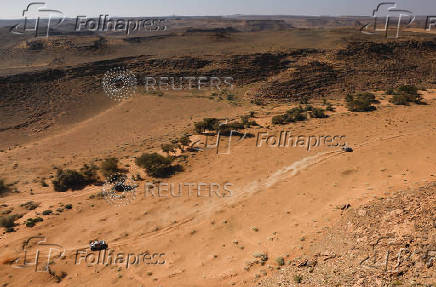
[342,147,354,152]
[90,240,108,251]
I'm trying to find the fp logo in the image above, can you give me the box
[12,236,65,272]
[10,2,65,37]
[361,2,415,38]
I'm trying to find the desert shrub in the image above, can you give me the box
[100,158,121,178]
[358,92,378,103]
[398,85,418,95]
[161,143,178,155]
[194,118,220,134]
[241,115,250,125]
[179,134,191,148]
[40,179,49,187]
[251,98,265,106]
[389,85,425,105]
[299,97,310,104]
[304,105,313,111]
[0,179,11,197]
[273,106,308,125]
[27,40,44,50]
[326,102,335,112]
[42,210,53,215]
[89,192,105,200]
[52,163,99,192]
[65,204,72,210]
[0,214,21,229]
[272,114,287,125]
[20,201,39,210]
[218,122,245,136]
[275,256,285,266]
[93,36,107,49]
[80,164,99,183]
[311,108,328,118]
[135,153,183,178]
[52,169,87,192]
[226,94,235,101]
[345,94,377,112]
[293,274,303,283]
[286,107,307,122]
[386,88,395,95]
[25,217,42,227]
[390,94,410,105]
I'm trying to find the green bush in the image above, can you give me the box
[20,201,39,210]
[100,158,120,178]
[398,85,418,95]
[273,107,307,125]
[65,204,72,210]
[311,108,328,118]
[194,118,220,134]
[52,170,86,192]
[275,256,285,266]
[272,114,287,125]
[42,210,53,215]
[52,163,99,192]
[179,134,191,148]
[52,169,87,192]
[389,85,425,105]
[285,107,307,122]
[89,192,105,200]
[386,88,395,95]
[294,274,303,284]
[345,94,377,112]
[0,215,17,228]
[0,179,11,197]
[80,164,99,183]
[390,94,410,105]
[326,102,335,112]
[0,214,21,230]
[161,143,178,155]
[135,153,183,178]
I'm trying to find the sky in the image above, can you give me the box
[1,0,436,19]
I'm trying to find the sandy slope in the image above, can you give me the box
[0,92,436,286]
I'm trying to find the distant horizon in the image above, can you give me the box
[0,13,434,21]
[1,0,435,19]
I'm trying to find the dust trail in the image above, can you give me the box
[264,153,327,188]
